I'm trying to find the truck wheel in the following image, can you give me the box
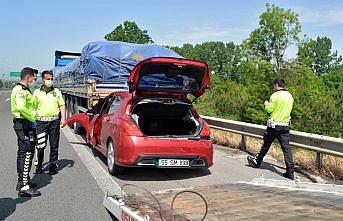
[73,101,82,134]
[107,140,125,175]
[68,100,74,128]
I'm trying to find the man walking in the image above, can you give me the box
[33,70,66,175]
[247,77,295,180]
[11,67,41,197]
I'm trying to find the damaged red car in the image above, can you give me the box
[67,57,213,175]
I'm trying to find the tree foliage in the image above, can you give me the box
[168,4,342,137]
[246,4,301,71]
[104,21,154,44]
[298,37,342,75]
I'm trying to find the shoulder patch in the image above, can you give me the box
[17,91,25,99]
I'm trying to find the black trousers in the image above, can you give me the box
[13,119,36,186]
[257,126,295,173]
[35,119,60,167]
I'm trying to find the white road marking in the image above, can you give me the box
[4,98,10,101]
[62,127,122,196]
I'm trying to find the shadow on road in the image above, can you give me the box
[32,158,74,189]
[116,167,212,181]
[0,159,74,220]
[0,197,29,220]
[246,160,285,176]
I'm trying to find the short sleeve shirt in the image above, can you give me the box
[33,87,65,117]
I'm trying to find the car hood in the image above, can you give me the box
[128,57,210,97]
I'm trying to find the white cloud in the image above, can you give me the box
[153,22,250,46]
[300,8,343,26]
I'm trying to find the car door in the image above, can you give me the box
[92,94,116,148]
[100,95,123,148]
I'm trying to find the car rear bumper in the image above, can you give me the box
[116,136,213,168]
[134,155,208,168]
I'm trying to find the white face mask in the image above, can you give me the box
[29,80,36,86]
[44,80,53,87]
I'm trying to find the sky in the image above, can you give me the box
[1,0,343,79]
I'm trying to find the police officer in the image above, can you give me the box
[33,70,66,175]
[11,67,41,197]
[33,69,38,82]
[247,77,295,180]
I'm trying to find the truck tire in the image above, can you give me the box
[107,140,125,175]
[73,100,82,134]
[66,97,71,119]
[68,99,73,128]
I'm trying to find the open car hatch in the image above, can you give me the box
[128,57,210,97]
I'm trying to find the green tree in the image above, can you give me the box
[0,79,3,88]
[169,41,241,81]
[246,4,301,71]
[297,37,342,75]
[104,21,154,44]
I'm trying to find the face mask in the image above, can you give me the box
[44,80,53,87]
[29,80,36,86]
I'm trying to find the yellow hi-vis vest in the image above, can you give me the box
[265,90,294,123]
[11,83,37,122]
[33,86,65,117]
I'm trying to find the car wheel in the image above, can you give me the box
[86,134,92,148]
[107,140,125,175]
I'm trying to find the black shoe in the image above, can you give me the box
[247,155,261,168]
[16,181,37,191]
[283,172,294,180]
[35,166,43,174]
[49,163,58,175]
[18,187,41,197]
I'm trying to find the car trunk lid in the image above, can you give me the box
[128,57,210,98]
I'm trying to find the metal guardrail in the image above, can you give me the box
[201,115,343,170]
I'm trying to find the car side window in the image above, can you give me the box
[100,95,115,115]
[107,96,122,114]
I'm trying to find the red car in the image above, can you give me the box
[67,57,213,175]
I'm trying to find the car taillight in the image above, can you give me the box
[121,119,143,136]
[200,121,211,140]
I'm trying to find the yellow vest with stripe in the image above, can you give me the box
[33,86,65,117]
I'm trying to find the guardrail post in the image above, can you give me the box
[316,152,323,171]
[240,135,247,151]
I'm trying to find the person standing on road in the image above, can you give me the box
[11,67,41,197]
[33,70,66,175]
[247,77,295,180]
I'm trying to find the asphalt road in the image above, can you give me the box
[0,91,113,220]
[0,90,310,220]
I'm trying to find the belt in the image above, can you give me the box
[37,116,59,122]
[274,122,290,126]
[267,119,290,128]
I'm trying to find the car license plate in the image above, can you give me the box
[158,159,189,167]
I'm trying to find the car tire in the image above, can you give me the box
[86,134,92,148]
[107,140,125,175]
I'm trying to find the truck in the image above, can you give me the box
[54,41,182,134]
